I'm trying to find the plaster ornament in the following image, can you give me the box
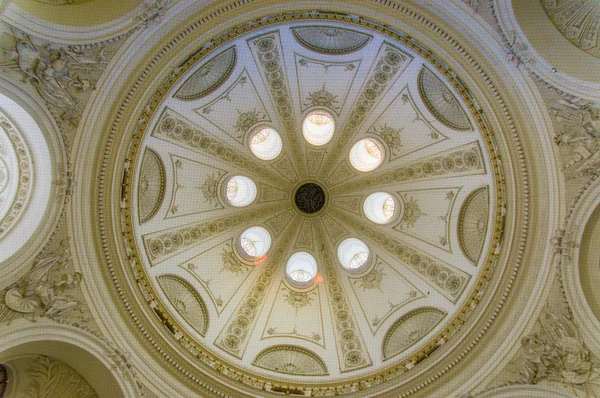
[503,31,534,67]
[0,240,86,324]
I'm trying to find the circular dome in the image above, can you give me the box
[286,252,318,286]
[302,110,335,146]
[364,192,399,224]
[97,11,524,398]
[249,127,282,160]
[338,238,370,271]
[224,176,256,207]
[349,138,384,171]
[239,226,271,259]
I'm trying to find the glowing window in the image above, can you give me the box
[349,138,384,171]
[364,192,398,224]
[338,238,370,271]
[225,176,256,207]
[250,127,282,160]
[286,252,318,285]
[239,227,271,259]
[302,110,335,146]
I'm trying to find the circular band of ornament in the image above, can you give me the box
[104,8,521,397]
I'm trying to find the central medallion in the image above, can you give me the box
[295,183,326,214]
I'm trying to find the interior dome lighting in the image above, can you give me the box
[302,110,335,146]
[338,238,370,271]
[364,192,398,224]
[225,176,257,207]
[239,226,271,259]
[349,138,385,171]
[250,127,283,160]
[286,252,318,286]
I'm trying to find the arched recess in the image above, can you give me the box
[0,77,66,283]
[0,322,138,398]
[562,176,600,357]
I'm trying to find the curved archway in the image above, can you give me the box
[0,323,138,398]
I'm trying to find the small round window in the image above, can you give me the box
[225,176,256,207]
[302,110,335,146]
[338,238,370,271]
[239,227,271,259]
[364,192,398,224]
[286,252,318,286]
[349,138,385,172]
[250,127,282,160]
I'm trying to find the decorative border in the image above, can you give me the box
[157,275,210,337]
[291,25,372,54]
[0,112,33,240]
[95,4,530,396]
[137,148,166,224]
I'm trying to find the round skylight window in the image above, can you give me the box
[302,110,335,146]
[286,252,318,286]
[349,138,385,171]
[364,192,398,224]
[225,176,257,207]
[250,127,282,160]
[239,226,271,259]
[338,238,370,271]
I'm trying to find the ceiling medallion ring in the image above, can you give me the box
[98,6,528,396]
[292,180,329,216]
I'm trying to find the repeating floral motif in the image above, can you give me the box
[332,208,471,302]
[152,108,287,186]
[316,222,372,372]
[382,308,445,360]
[215,220,299,358]
[249,33,307,177]
[137,148,166,223]
[291,26,371,54]
[143,203,286,264]
[304,85,339,109]
[175,47,236,100]
[541,0,600,58]
[158,275,209,336]
[0,112,33,238]
[418,67,473,131]
[330,142,485,195]
[253,346,328,376]
[371,123,404,156]
[234,109,264,135]
[320,44,412,179]
[199,172,222,207]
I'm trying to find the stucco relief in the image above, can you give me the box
[291,26,371,54]
[541,0,600,59]
[175,47,236,100]
[157,275,209,337]
[253,345,328,376]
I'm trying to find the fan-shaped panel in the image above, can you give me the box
[458,186,490,263]
[175,47,236,100]
[137,148,166,224]
[253,345,328,376]
[418,67,472,131]
[382,307,446,360]
[292,26,371,54]
[157,275,209,336]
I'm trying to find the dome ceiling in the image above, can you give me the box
[121,18,504,393]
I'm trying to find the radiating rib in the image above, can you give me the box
[317,43,413,180]
[315,221,373,373]
[248,32,308,179]
[143,202,288,266]
[152,107,290,188]
[330,142,486,196]
[214,216,301,359]
[331,207,471,303]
